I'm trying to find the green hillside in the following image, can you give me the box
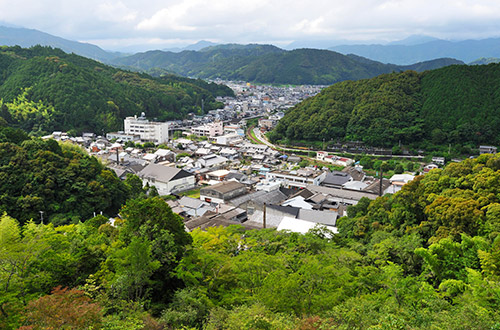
[112,44,464,85]
[269,63,500,150]
[0,46,233,135]
[3,151,500,328]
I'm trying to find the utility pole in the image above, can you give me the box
[263,203,266,229]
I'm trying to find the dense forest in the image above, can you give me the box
[0,122,158,225]
[269,64,500,151]
[2,119,500,328]
[112,44,463,85]
[0,45,234,135]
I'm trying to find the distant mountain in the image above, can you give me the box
[387,35,440,46]
[112,44,463,85]
[0,25,120,62]
[469,57,500,65]
[163,40,219,53]
[0,46,233,135]
[269,63,500,148]
[330,37,500,64]
[185,40,219,51]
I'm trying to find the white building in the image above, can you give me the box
[266,169,327,189]
[106,131,141,142]
[210,133,243,146]
[124,113,169,144]
[137,163,195,195]
[191,121,224,137]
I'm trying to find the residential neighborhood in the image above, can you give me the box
[41,81,468,236]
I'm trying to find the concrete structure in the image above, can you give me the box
[124,113,169,144]
[480,146,498,154]
[137,164,195,195]
[106,131,141,142]
[191,121,224,137]
[210,133,243,146]
[200,181,247,204]
[266,169,327,189]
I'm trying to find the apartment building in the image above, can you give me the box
[124,113,169,144]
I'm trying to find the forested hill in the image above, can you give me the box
[111,44,464,85]
[0,45,234,135]
[4,143,500,328]
[269,63,500,150]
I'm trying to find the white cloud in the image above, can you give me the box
[3,0,500,49]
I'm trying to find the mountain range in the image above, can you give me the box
[269,63,500,150]
[330,37,500,64]
[0,46,233,135]
[111,44,464,85]
[2,25,500,84]
[0,26,122,62]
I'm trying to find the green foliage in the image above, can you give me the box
[0,133,129,224]
[0,46,232,135]
[272,64,500,148]
[4,152,500,329]
[113,45,458,85]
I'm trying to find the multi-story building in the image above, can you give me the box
[106,131,141,142]
[124,113,169,144]
[266,169,327,189]
[191,121,224,137]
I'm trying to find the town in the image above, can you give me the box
[42,80,496,234]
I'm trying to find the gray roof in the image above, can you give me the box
[305,185,378,202]
[179,196,205,209]
[297,209,338,226]
[228,189,288,207]
[363,179,391,195]
[184,211,260,231]
[342,166,366,182]
[138,164,193,183]
[322,171,351,187]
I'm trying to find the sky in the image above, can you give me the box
[2,0,500,51]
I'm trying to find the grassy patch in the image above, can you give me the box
[178,188,201,199]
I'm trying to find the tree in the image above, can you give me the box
[19,286,102,330]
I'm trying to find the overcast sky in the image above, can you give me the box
[2,0,500,51]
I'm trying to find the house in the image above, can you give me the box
[219,148,239,160]
[432,157,445,165]
[137,164,195,195]
[343,165,366,182]
[154,149,175,162]
[423,164,439,173]
[305,185,378,206]
[195,154,229,169]
[480,145,497,154]
[206,169,230,181]
[178,196,214,218]
[321,171,352,189]
[184,211,260,231]
[200,181,247,204]
[266,169,327,189]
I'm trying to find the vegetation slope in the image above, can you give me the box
[3,145,500,329]
[0,46,234,135]
[112,44,463,85]
[269,64,500,151]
